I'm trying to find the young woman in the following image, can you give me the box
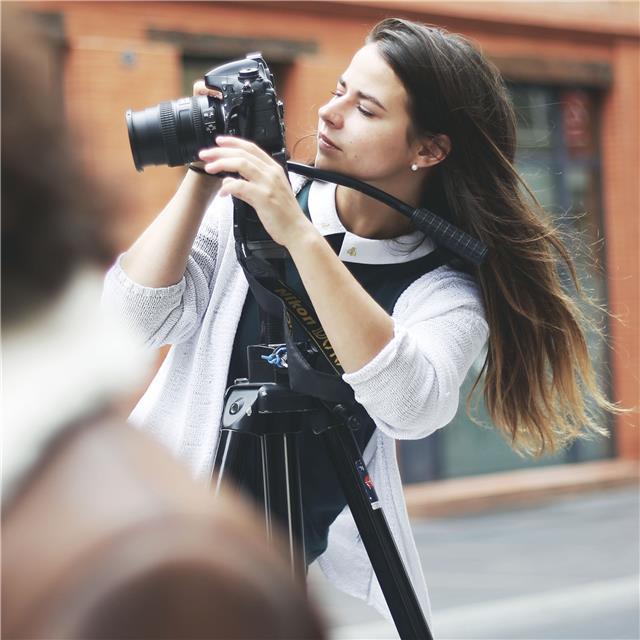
[104,18,613,621]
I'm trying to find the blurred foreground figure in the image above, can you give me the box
[1,9,324,639]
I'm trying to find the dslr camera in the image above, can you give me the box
[126,53,286,171]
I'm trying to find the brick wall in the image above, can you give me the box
[600,39,640,458]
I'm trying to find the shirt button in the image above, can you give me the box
[347,246,357,257]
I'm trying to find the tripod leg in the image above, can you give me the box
[320,424,434,640]
[262,428,306,582]
[213,429,271,532]
[214,425,307,583]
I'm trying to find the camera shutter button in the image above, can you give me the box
[238,67,259,81]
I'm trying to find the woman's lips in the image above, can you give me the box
[318,132,341,151]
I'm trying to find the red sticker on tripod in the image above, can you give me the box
[355,459,380,510]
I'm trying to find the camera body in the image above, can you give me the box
[206,54,286,156]
[126,53,286,171]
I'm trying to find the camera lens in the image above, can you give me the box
[126,95,218,171]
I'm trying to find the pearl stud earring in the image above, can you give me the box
[411,163,418,172]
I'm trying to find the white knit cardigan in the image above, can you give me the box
[102,175,489,622]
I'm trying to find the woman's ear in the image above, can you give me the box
[414,134,451,168]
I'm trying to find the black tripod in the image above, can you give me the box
[212,164,487,640]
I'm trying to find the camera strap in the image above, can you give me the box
[240,265,354,403]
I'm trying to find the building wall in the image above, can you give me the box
[24,0,639,460]
[600,38,640,460]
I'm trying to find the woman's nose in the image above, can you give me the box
[318,100,343,129]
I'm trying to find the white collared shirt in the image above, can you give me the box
[307,179,436,264]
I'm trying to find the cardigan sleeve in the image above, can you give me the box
[342,267,489,440]
[101,196,226,349]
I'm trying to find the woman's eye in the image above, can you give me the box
[329,90,373,117]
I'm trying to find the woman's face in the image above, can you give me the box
[315,43,418,188]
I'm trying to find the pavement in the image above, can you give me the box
[307,485,640,640]
[403,460,640,518]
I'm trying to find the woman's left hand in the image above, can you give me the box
[198,137,315,248]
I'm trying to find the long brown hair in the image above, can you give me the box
[369,18,618,455]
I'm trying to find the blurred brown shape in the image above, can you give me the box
[3,418,324,639]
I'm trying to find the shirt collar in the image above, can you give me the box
[306,179,436,265]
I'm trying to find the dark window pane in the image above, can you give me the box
[515,159,558,210]
[511,86,554,149]
[560,89,597,159]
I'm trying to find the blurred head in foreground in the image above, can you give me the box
[1,8,115,325]
[1,7,325,639]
